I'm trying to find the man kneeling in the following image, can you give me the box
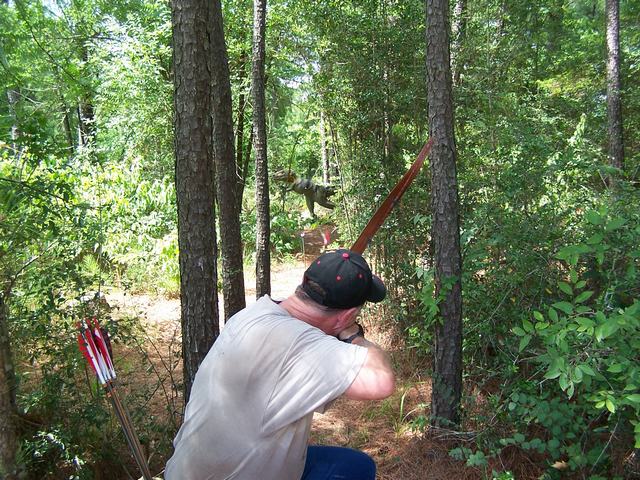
[165,249,396,480]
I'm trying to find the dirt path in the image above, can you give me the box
[108,257,479,480]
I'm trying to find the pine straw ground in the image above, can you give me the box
[109,253,544,480]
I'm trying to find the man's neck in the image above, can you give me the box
[280,295,325,331]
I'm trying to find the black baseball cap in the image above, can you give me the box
[301,249,386,309]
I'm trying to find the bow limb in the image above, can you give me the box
[351,139,433,254]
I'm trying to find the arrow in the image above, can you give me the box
[77,318,154,480]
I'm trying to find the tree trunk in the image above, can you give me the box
[78,101,94,147]
[606,0,624,172]
[0,293,19,479]
[1,45,21,150]
[62,100,74,150]
[210,0,246,320]
[77,46,95,148]
[320,111,330,185]
[171,0,220,401]
[6,89,21,148]
[425,0,463,428]
[235,52,249,207]
[252,0,270,299]
[451,0,467,87]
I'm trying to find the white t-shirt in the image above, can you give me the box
[164,295,368,480]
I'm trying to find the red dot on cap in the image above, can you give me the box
[317,261,321,265]
[336,275,342,281]
[358,273,363,279]
[342,252,349,259]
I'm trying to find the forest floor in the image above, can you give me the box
[107,230,505,480]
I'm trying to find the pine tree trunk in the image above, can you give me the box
[0,293,19,479]
[320,111,330,185]
[77,46,95,148]
[235,52,249,207]
[171,0,220,401]
[61,98,75,150]
[210,0,246,319]
[6,89,21,148]
[0,44,21,150]
[606,0,624,172]
[252,0,270,299]
[425,0,463,428]
[451,0,467,87]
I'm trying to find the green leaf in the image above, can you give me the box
[595,321,619,341]
[575,280,586,289]
[569,270,578,284]
[626,302,640,316]
[535,322,549,330]
[626,395,640,404]
[512,326,526,336]
[605,398,616,413]
[519,335,531,352]
[587,233,604,245]
[523,320,534,333]
[513,433,525,443]
[605,217,626,232]
[552,301,573,315]
[548,308,559,322]
[571,366,583,383]
[558,282,573,295]
[575,291,594,304]
[607,364,624,373]
[533,311,544,322]
[559,374,569,391]
[575,317,595,329]
[585,210,603,225]
[578,364,596,376]
[544,368,561,380]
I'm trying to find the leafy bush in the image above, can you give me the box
[462,191,640,478]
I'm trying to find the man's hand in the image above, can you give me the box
[337,320,395,401]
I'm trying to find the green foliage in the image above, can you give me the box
[458,191,640,477]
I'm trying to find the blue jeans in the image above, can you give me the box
[301,446,376,480]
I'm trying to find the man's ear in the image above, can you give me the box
[335,307,360,328]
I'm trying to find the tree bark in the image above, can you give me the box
[6,89,21,148]
[320,111,330,185]
[606,0,624,172]
[0,45,21,150]
[77,46,95,148]
[210,0,246,320]
[171,0,220,400]
[252,0,270,299]
[61,98,75,150]
[0,292,19,479]
[425,0,463,428]
[451,0,467,87]
[235,51,249,207]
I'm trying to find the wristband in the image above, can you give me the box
[341,323,365,344]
